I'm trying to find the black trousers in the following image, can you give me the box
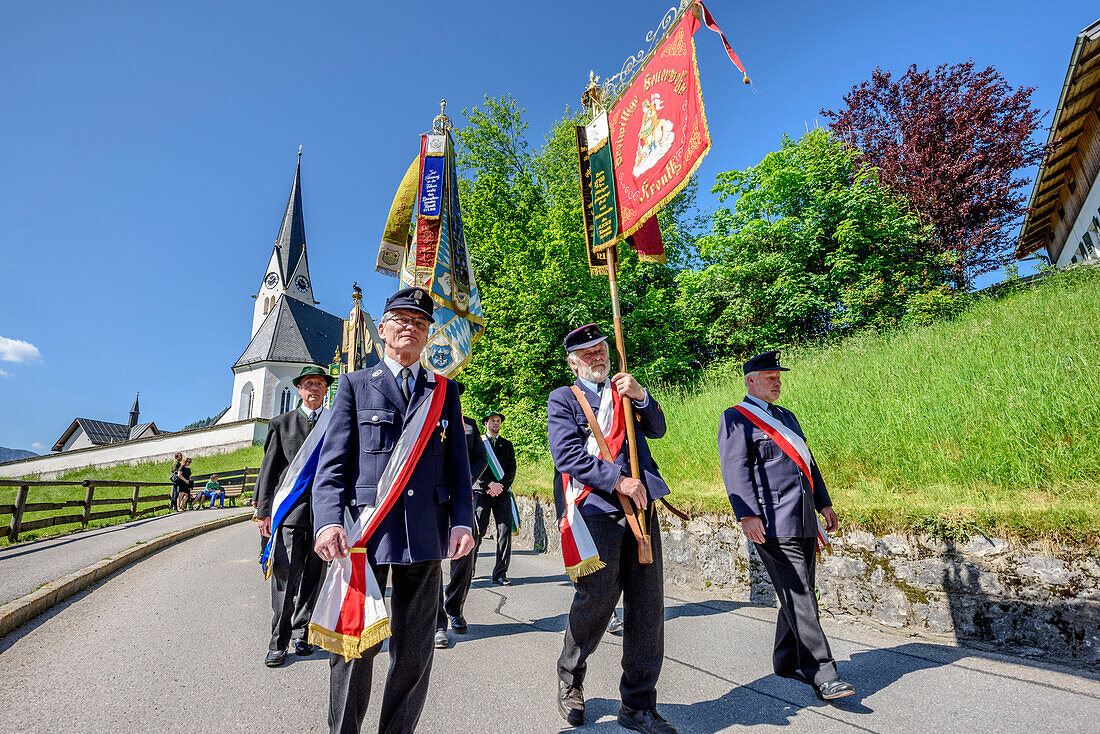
[269,524,324,650]
[557,510,664,711]
[476,490,513,582]
[437,491,513,629]
[330,561,440,734]
[754,537,838,686]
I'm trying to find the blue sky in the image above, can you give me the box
[0,1,1090,451]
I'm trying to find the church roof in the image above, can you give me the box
[52,418,131,451]
[129,422,158,440]
[274,156,307,283]
[234,295,342,369]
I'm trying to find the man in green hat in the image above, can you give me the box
[476,410,517,585]
[255,364,334,667]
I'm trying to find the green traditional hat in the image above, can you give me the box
[293,364,334,387]
[482,410,504,423]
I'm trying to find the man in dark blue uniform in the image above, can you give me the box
[435,395,488,648]
[548,324,676,734]
[312,286,475,734]
[717,350,853,701]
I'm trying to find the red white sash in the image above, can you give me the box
[733,401,830,551]
[560,381,626,579]
[309,374,450,660]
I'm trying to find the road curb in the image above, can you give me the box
[0,512,253,639]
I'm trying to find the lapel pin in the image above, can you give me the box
[372,369,383,377]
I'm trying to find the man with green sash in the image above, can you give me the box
[475,410,518,585]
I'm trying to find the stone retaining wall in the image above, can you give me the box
[513,496,1100,667]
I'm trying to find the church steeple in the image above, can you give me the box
[253,149,317,338]
[274,147,307,284]
[129,393,140,429]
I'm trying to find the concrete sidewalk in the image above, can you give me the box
[0,521,1096,733]
[0,506,254,605]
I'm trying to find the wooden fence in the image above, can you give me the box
[0,467,258,543]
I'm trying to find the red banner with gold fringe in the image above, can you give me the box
[609,6,710,240]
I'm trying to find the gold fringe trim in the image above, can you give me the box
[309,618,391,663]
[619,34,712,242]
[565,557,606,581]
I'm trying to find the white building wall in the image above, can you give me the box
[253,249,287,337]
[0,420,269,480]
[61,430,96,452]
[1056,179,1100,267]
[220,363,308,424]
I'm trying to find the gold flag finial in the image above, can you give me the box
[433,99,453,134]
[581,71,606,118]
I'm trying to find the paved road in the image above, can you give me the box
[0,507,252,605]
[0,522,1096,733]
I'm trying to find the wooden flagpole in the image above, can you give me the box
[581,73,652,564]
[605,245,653,564]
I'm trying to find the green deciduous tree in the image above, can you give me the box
[454,95,703,455]
[677,128,956,358]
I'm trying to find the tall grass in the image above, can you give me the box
[515,267,1100,546]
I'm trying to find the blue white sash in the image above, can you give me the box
[260,409,331,578]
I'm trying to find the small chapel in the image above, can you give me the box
[217,153,344,424]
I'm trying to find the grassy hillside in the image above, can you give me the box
[514,266,1100,546]
[0,446,264,546]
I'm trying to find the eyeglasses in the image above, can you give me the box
[387,315,430,331]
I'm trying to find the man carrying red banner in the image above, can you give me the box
[717,350,854,701]
[311,286,475,734]
[549,324,676,734]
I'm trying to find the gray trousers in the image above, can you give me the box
[329,561,440,734]
[437,491,513,628]
[557,510,664,711]
[754,537,838,686]
[269,524,324,650]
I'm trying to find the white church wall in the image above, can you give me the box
[260,363,306,418]
[62,430,95,452]
[0,420,269,480]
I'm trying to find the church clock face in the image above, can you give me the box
[264,272,278,289]
[295,275,310,292]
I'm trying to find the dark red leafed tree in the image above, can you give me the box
[822,61,1045,287]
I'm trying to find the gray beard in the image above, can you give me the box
[576,363,609,384]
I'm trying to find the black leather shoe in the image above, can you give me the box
[494,576,512,586]
[292,639,314,656]
[557,680,584,726]
[617,705,677,734]
[816,679,855,700]
[264,649,286,667]
[449,614,467,633]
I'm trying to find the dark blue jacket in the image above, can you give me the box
[547,380,669,517]
[312,366,475,565]
[717,398,831,539]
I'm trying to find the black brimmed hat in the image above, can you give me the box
[563,323,608,353]
[384,286,435,322]
[293,364,334,386]
[743,350,790,375]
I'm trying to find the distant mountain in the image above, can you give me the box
[0,446,38,463]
